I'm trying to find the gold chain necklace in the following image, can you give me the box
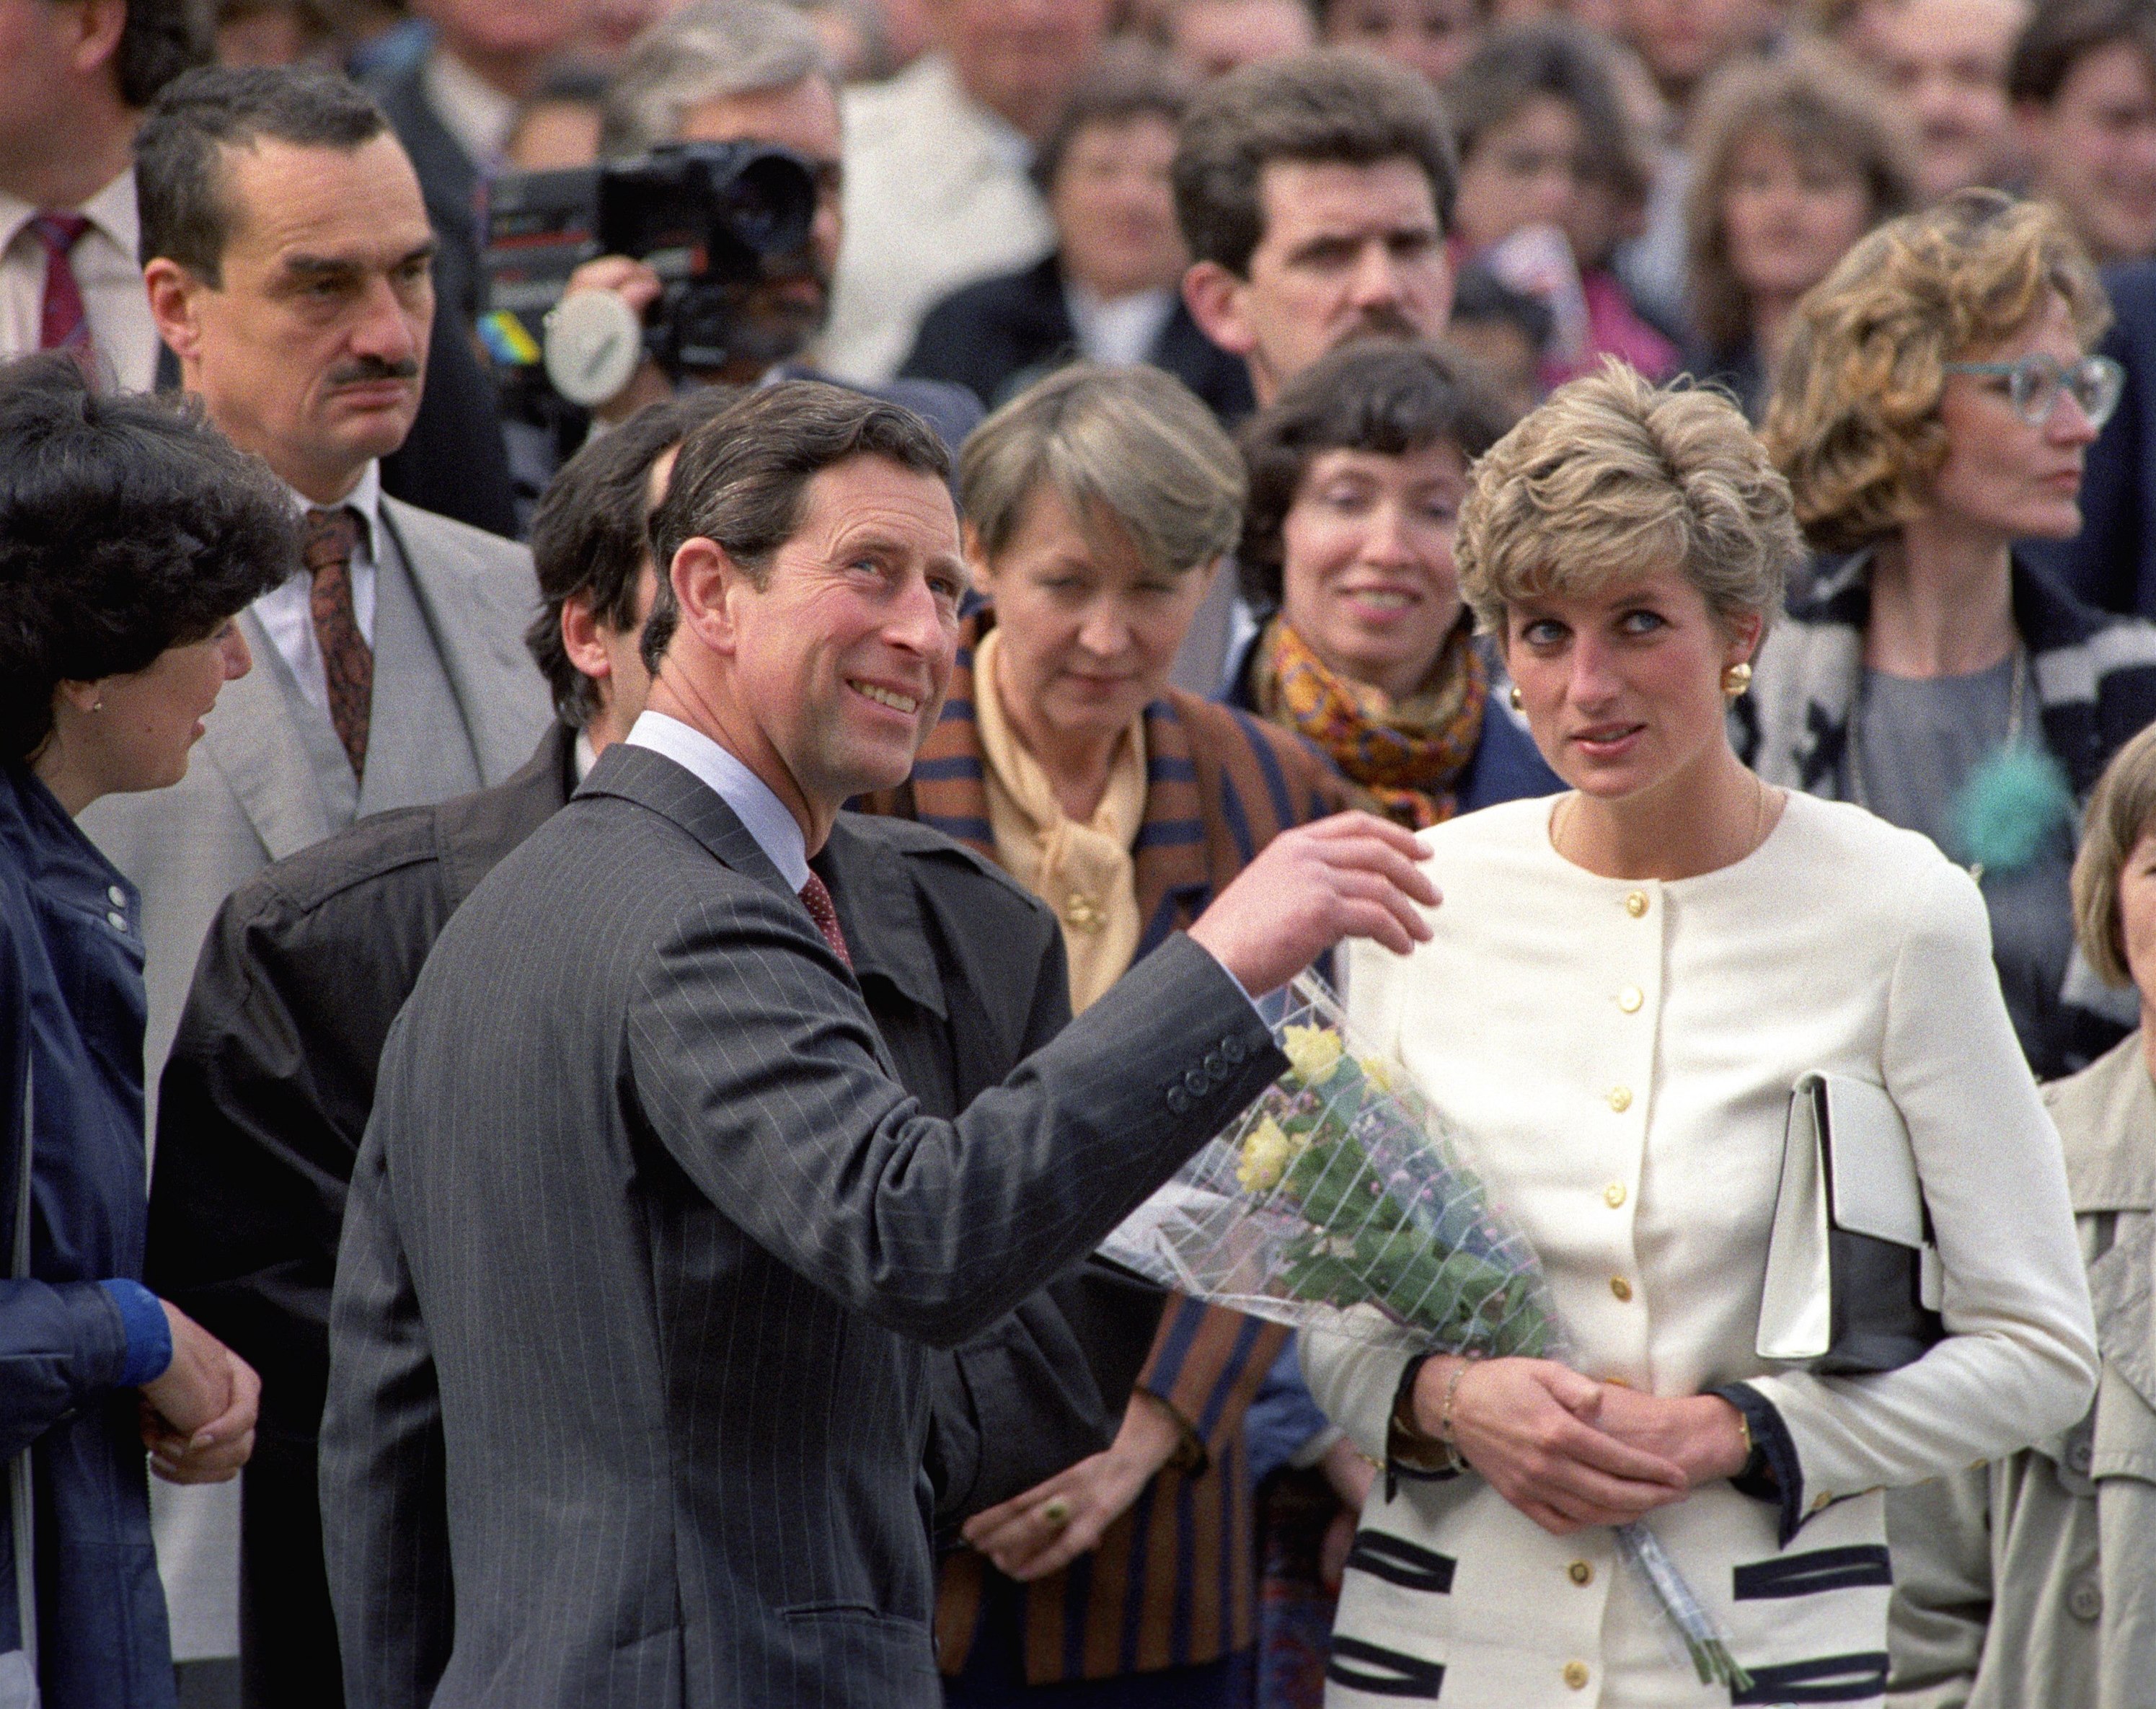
[1554,773,1772,870]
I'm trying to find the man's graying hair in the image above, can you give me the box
[640,383,950,674]
[136,66,388,283]
[599,0,829,158]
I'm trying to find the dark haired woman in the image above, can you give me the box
[1231,339,1560,825]
[0,356,294,1709]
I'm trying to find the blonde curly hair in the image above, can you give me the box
[1455,359,1803,642]
[1760,189,2110,555]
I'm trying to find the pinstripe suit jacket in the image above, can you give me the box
[318,742,1284,1709]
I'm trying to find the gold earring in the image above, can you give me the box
[1508,684,1524,711]
[1722,661,1752,698]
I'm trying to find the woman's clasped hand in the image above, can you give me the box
[1409,1355,1751,1535]
[958,1390,1188,1581]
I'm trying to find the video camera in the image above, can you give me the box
[479,141,819,406]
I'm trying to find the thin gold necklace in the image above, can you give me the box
[1555,773,1772,872]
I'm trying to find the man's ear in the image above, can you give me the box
[670,535,755,659]
[144,257,208,368]
[1182,260,1259,361]
[560,591,612,684]
[71,0,128,78]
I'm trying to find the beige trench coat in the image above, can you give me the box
[1887,1032,2156,1709]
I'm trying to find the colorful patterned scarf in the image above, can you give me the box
[1252,616,1488,829]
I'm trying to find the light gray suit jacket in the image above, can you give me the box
[84,495,551,1105]
[319,743,1284,1709]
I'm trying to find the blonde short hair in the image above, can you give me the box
[959,364,1245,580]
[2072,721,2156,988]
[1454,359,1802,640]
[1761,190,2111,555]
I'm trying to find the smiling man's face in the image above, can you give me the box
[160,133,436,503]
[723,454,968,811]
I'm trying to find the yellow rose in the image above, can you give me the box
[1356,1054,1394,1092]
[1237,1113,1294,1192]
[1281,1025,1346,1087]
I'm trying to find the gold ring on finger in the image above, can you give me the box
[1041,1497,1072,1528]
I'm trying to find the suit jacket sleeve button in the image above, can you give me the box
[1184,1069,1209,1095]
[1221,1035,1247,1064]
[1203,1050,1225,1079]
[1166,1086,1192,1115]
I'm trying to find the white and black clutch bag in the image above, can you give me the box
[1757,1072,1945,1374]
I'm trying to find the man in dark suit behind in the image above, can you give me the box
[319,381,1436,1708]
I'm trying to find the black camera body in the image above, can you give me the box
[481,142,818,384]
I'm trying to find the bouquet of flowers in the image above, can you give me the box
[1100,972,1749,1691]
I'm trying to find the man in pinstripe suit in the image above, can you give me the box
[319,381,1435,1709]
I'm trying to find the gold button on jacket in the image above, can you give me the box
[1604,1182,1626,1209]
[1617,985,1643,1012]
[1563,1661,1591,1690]
[1625,890,1648,917]
[1610,1276,1633,1302]
[1568,1560,1593,1586]
[1606,1085,1632,1113]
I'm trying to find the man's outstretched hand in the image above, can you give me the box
[1187,812,1439,997]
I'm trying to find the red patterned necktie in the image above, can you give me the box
[301,506,372,782]
[29,213,93,362]
[798,871,852,968]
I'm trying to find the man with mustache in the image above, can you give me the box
[1165,50,1457,689]
[77,65,552,1697]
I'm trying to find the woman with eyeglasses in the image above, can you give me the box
[1752,188,2156,1080]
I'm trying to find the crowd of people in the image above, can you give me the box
[6,0,2156,1706]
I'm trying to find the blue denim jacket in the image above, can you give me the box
[0,761,174,1709]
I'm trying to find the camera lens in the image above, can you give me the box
[723,154,816,257]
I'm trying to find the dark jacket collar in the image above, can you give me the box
[434,723,578,909]
[0,760,135,917]
[816,813,947,1019]
[575,740,793,899]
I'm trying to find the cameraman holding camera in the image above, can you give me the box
[543,1,981,451]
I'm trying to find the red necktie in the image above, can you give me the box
[29,213,92,362]
[798,871,852,968]
[301,506,372,782]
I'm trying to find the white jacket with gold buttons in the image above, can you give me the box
[1302,792,2098,1708]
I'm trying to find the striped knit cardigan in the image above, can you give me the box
[860,613,1347,1684]
[1736,546,2156,1073]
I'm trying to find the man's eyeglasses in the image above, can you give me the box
[1942,353,2125,430]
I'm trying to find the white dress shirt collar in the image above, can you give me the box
[421,46,520,171]
[289,459,385,555]
[624,709,810,891]
[1062,280,1176,371]
[0,170,160,392]
[0,167,138,262]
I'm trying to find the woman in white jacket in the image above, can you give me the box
[1300,360,2099,1708]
